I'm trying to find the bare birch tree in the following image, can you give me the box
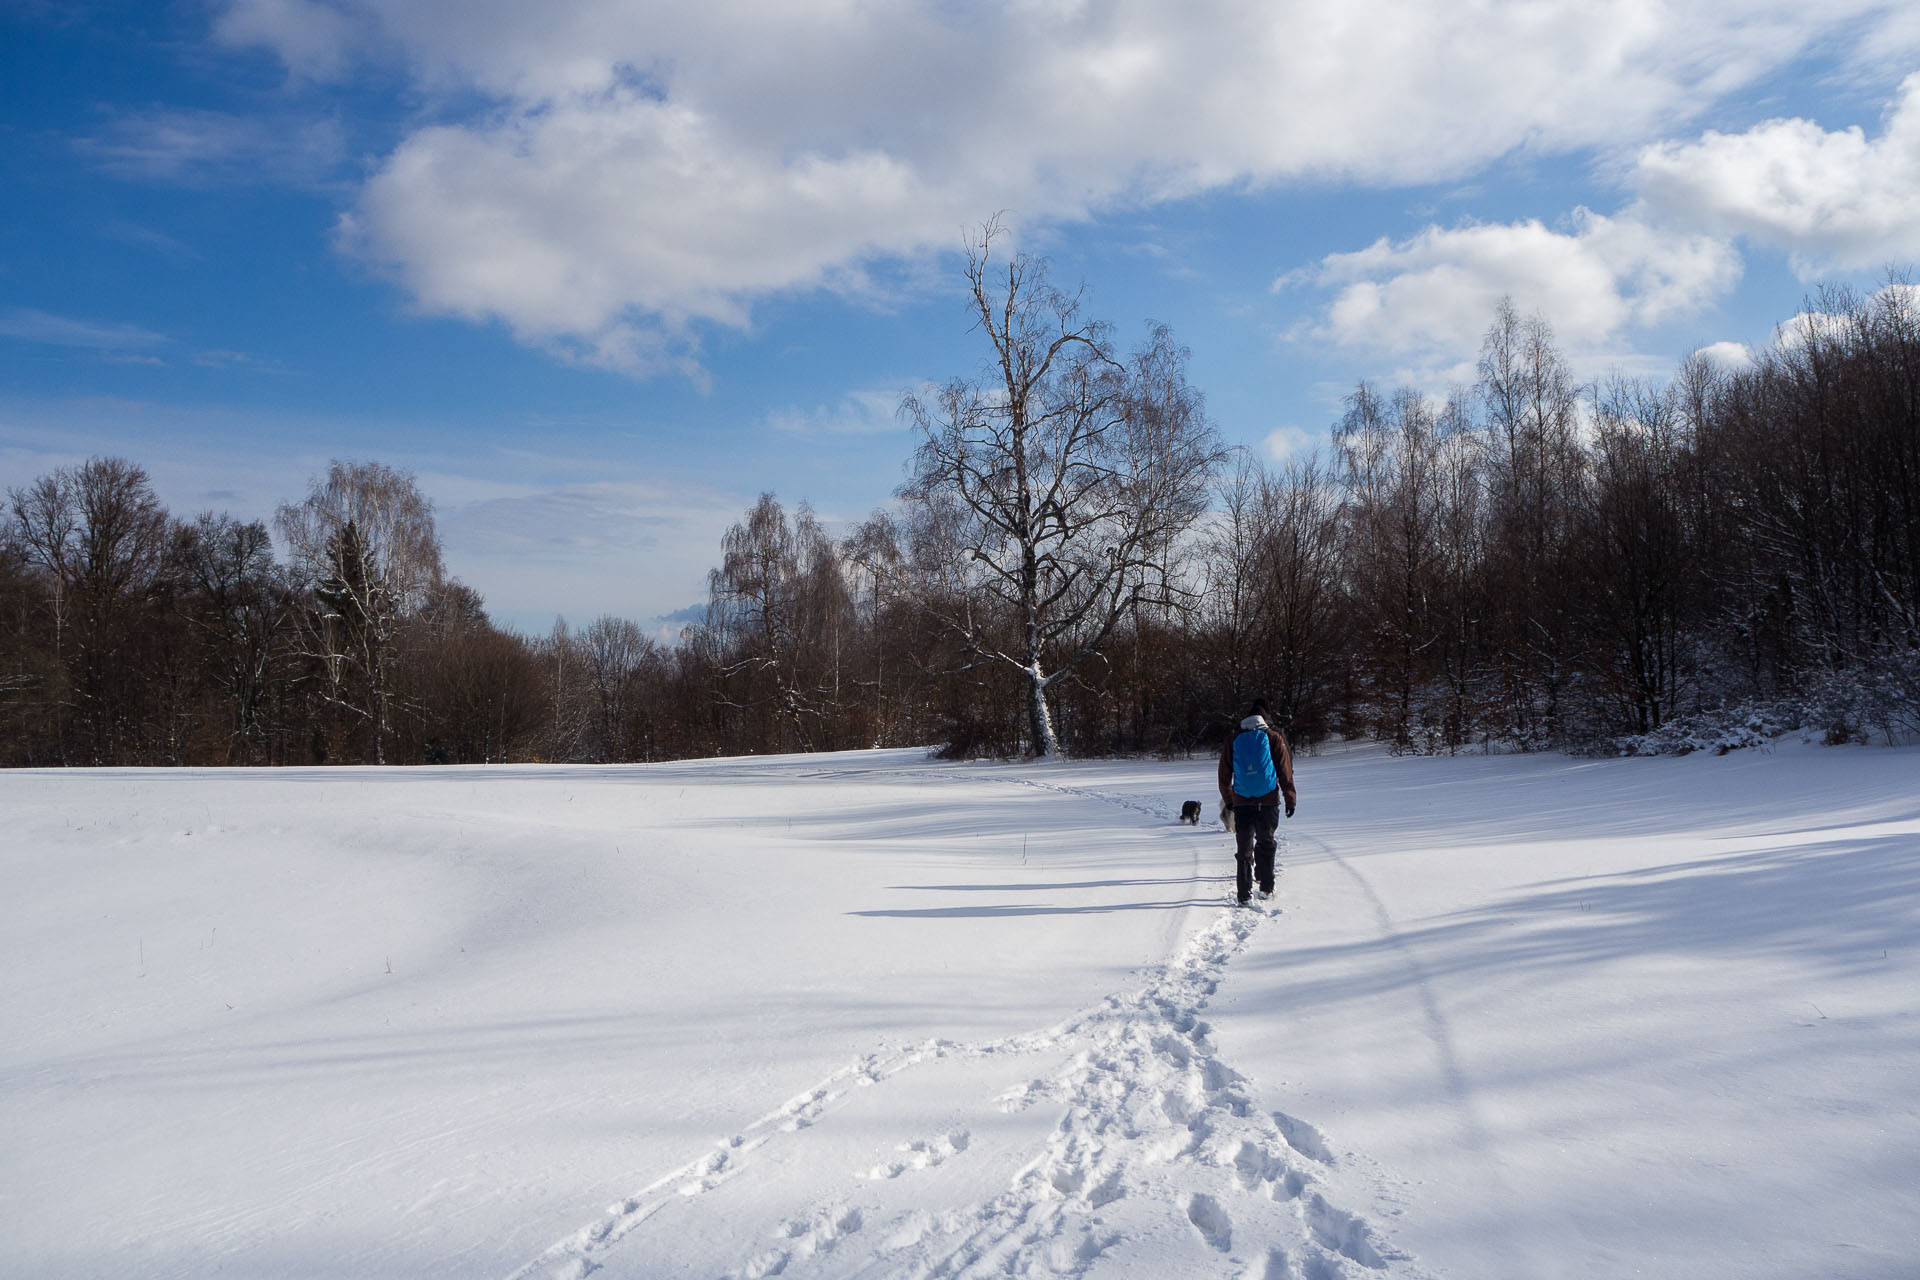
[274,460,443,764]
[882,223,1224,757]
[1477,299,1587,741]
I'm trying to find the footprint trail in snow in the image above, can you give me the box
[508,845,1427,1280]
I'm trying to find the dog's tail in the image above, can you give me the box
[1219,800,1235,834]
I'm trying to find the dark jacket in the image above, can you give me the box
[1218,715,1297,808]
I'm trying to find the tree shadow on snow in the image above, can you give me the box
[1257,833,1919,1006]
[885,876,1205,892]
[850,895,1227,919]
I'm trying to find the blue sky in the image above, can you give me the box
[5,1,1920,632]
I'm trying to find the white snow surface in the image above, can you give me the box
[2,742,1916,1278]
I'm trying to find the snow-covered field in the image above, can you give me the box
[2,741,1916,1278]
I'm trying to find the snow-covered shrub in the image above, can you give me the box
[1606,705,1801,756]
[1799,655,1920,745]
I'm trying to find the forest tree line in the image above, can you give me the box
[3,250,1917,766]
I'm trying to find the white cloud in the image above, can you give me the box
[208,0,1912,377]
[1635,73,1920,275]
[1263,426,1317,461]
[764,387,914,439]
[1772,309,1857,352]
[338,97,973,374]
[214,0,362,80]
[1698,283,1920,363]
[1299,208,1740,368]
[1693,340,1756,371]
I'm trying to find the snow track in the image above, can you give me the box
[509,817,1425,1280]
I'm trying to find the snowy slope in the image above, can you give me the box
[1,743,1915,1278]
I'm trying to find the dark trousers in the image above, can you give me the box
[1232,803,1280,900]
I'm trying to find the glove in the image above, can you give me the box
[1284,798,1296,818]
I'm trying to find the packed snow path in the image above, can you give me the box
[510,889,1410,1280]
[3,741,1916,1277]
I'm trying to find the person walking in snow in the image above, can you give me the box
[1217,699,1296,905]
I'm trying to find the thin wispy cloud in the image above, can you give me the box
[0,396,750,631]
[214,0,363,80]
[99,219,201,261]
[763,387,910,439]
[0,307,167,351]
[436,480,747,628]
[76,107,347,187]
[192,348,290,373]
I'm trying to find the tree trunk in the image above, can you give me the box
[1026,667,1059,758]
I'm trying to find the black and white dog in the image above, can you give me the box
[1181,799,1235,831]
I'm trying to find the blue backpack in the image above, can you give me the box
[1232,727,1278,797]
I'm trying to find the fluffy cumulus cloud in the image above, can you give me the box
[1298,208,1740,369]
[1635,73,1920,274]
[1693,340,1756,371]
[338,97,969,376]
[211,0,1910,375]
